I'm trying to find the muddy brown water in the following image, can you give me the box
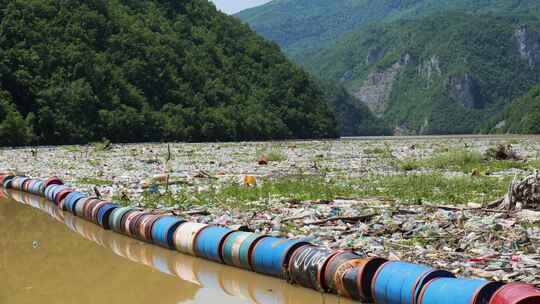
[0,190,356,304]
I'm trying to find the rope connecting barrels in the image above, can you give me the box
[1,174,540,304]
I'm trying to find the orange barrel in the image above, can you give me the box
[340,257,387,302]
[489,283,540,304]
[288,245,340,291]
[173,222,209,256]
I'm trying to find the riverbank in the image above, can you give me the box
[1,136,539,285]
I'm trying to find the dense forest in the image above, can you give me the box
[483,84,540,134]
[0,0,339,146]
[237,0,540,62]
[306,13,540,134]
[239,1,540,135]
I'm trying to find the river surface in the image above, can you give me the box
[0,190,355,304]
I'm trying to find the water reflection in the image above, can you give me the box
[1,189,355,304]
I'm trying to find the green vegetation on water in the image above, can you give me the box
[0,0,338,146]
[135,173,512,210]
[399,149,540,173]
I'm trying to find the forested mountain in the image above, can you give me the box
[237,0,540,62]
[483,84,540,134]
[238,1,540,135]
[307,14,540,134]
[0,0,339,146]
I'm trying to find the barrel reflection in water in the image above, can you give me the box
[2,189,354,304]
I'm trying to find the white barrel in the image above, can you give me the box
[173,222,208,255]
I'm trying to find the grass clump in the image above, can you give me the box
[141,173,513,209]
[400,149,533,173]
[78,177,112,186]
[257,148,287,162]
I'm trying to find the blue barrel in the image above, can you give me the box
[194,226,234,263]
[372,261,455,304]
[222,232,267,269]
[63,192,87,213]
[250,237,311,279]
[418,278,504,304]
[109,207,134,233]
[151,216,186,249]
[96,203,119,229]
[44,184,58,201]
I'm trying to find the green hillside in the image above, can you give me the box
[237,0,540,62]
[0,0,338,146]
[484,84,540,134]
[307,13,540,134]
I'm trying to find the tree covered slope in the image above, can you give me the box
[0,0,339,146]
[307,13,540,134]
[237,0,540,62]
[483,84,540,134]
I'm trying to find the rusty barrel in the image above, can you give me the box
[122,210,145,236]
[151,215,186,249]
[173,222,209,256]
[288,245,340,291]
[96,203,119,229]
[323,251,362,294]
[222,231,267,270]
[44,176,63,188]
[194,226,234,263]
[128,212,149,237]
[141,214,162,242]
[489,283,540,304]
[108,207,134,233]
[54,188,73,206]
[418,278,504,304]
[132,214,156,241]
[339,257,387,302]
[372,261,455,304]
[74,197,95,217]
[250,237,311,279]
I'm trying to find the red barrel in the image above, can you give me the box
[288,245,340,292]
[54,188,73,205]
[44,176,63,188]
[490,283,540,304]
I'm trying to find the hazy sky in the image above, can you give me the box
[210,0,272,14]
